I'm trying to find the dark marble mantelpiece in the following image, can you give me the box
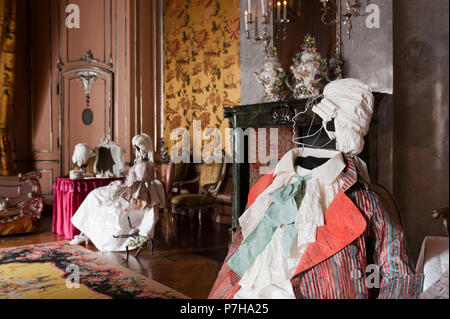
[224,99,320,129]
[224,99,321,229]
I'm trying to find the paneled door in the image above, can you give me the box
[57,0,115,175]
[24,0,163,202]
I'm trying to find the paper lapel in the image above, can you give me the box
[294,189,367,276]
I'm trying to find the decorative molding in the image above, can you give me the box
[56,58,64,71]
[77,71,100,107]
[271,107,294,124]
[80,50,100,64]
[79,50,113,69]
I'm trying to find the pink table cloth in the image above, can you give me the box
[52,177,122,239]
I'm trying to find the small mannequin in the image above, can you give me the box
[70,134,165,257]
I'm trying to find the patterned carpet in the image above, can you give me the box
[0,241,188,299]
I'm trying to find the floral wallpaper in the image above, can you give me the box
[163,0,241,151]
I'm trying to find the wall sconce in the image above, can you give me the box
[243,0,358,45]
[320,0,359,39]
[242,0,290,44]
[274,0,290,40]
[244,0,271,45]
[342,0,359,39]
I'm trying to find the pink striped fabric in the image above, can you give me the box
[208,155,423,299]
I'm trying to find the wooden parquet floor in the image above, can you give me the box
[0,208,231,299]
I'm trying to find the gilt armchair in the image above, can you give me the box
[164,161,190,205]
[170,160,227,225]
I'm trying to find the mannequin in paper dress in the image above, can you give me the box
[70,134,165,253]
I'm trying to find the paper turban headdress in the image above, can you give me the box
[312,78,375,155]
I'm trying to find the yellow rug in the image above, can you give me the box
[0,262,108,299]
[0,241,188,299]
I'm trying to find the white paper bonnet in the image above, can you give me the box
[132,133,154,161]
